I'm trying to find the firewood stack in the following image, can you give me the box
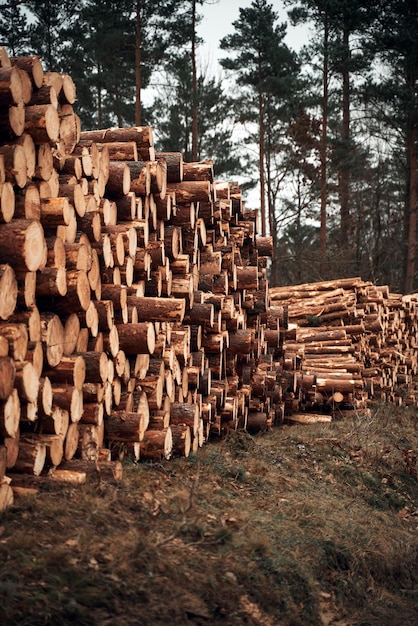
[0,49,282,506]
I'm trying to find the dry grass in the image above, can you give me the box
[1,402,418,625]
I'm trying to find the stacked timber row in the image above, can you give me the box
[269,278,418,422]
[1,50,418,509]
[0,49,280,507]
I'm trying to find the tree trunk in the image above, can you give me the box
[320,11,329,276]
[339,18,351,252]
[191,0,198,162]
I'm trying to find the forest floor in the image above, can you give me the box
[1,402,418,626]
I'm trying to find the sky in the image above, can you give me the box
[191,1,310,209]
[196,0,310,76]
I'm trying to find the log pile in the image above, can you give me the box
[0,50,281,506]
[269,278,418,420]
[1,50,418,509]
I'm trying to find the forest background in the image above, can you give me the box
[1,0,417,294]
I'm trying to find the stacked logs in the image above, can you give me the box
[1,50,418,509]
[0,49,282,506]
[268,278,418,421]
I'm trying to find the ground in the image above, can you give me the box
[1,402,418,625]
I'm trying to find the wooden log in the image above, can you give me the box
[0,219,46,272]
[0,143,27,188]
[0,264,17,320]
[0,102,25,138]
[227,329,254,355]
[76,351,108,384]
[52,385,83,423]
[14,133,36,178]
[37,376,53,417]
[40,313,64,368]
[14,438,46,476]
[14,360,39,403]
[140,427,172,460]
[116,322,155,355]
[0,479,13,511]
[6,86,24,123]
[34,142,54,181]
[97,140,138,161]
[54,268,91,312]
[24,104,60,143]
[105,408,149,443]
[182,159,213,182]
[59,103,80,153]
[0,445,6,482]
[43,354,86,391]
[37,433,64,468]
[10,55,44,89]
[29,84,58,107]
[0,388,20,438]
[0,322,28,361]
[49,467,86,484]
[124,296,185,325]
[0,65,23,105]
[36,266,67,297]
[59,73,77,105]
[60,312,79,357]
[80,402,104,426]
[170,423,191,457]
[106,161,131,195]
[166,180,212,204]
[0,357,15,400]
[170,401,199,436]
[128,161,150,195]
[80,126,154,161]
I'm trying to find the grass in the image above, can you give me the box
[0,402,418,625]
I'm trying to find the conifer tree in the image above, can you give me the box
[219,0,300,248]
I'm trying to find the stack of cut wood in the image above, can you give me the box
[0,49,281,508]
[268,278,418,422]
[2,49,418,510]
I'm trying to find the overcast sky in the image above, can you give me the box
[197,0,309,75]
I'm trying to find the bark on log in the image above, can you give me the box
[24,104,60,143]
[14,438,46,476]
[0,143,27,188]
[116,322,155,355]
[0,65,23,105]
[80,126,154,161]
[0,388,20,437]
[0,219,46,271]
[10,55,44,89]
[140,427,172,460]
[126,295,185,323]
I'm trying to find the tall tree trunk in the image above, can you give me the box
[320,11,329,276]
[97,66,103,129]
[191,0,198,161]
[115,83,122,128]
[404,0,417,294]
[258,84,266,238]
[135,0,142,126]
[339,19,351,247]
[404,102,417,293]
[266,104,278,285]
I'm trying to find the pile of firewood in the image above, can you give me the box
[1,50,418,509]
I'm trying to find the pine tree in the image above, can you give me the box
[0,2,30,56]
[366,0,418,292]
[151,52,242,179]
[219,0,300,241]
